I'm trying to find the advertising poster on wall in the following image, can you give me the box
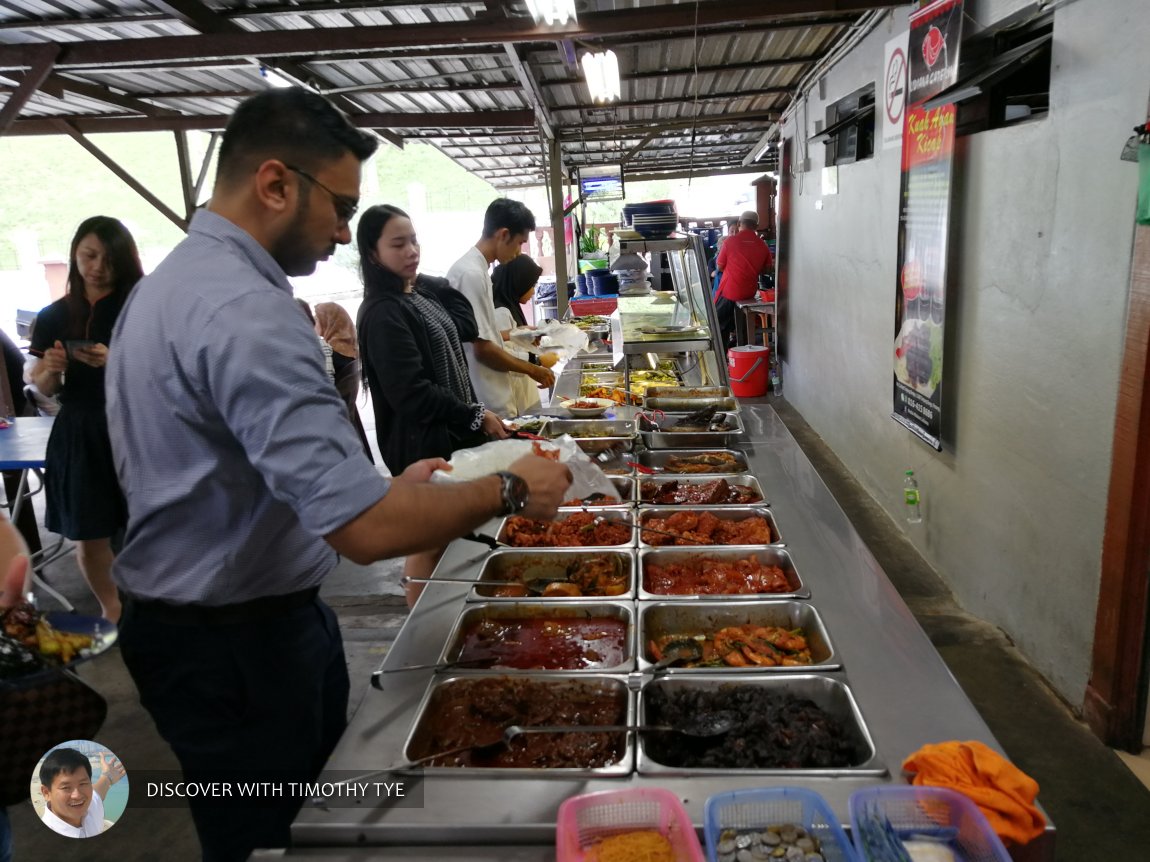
[907,0,964,106]
[892,103,957,450]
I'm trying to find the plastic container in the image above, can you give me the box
[557,787,705,862]
[728,345,769,397]
[570,297,618,316]
[705,787,858,862]
[848,786,1012,862]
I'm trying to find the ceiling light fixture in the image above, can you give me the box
[581,50,620,104]
[526,0,577,26]
[260,66,296,88]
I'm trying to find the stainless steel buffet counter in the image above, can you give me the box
[285,401,1054,861]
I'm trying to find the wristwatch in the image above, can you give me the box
[496,471,530,516]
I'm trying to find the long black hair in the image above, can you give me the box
[66,215,142,301]
[356,203,410,298]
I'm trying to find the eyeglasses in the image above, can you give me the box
[285,165,359,225]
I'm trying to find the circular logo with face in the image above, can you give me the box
[32,741,128,838]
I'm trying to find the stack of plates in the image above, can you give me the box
[622,200,678,239]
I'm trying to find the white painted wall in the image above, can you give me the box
[780,0,1150,704]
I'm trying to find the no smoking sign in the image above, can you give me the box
[882,31,909,150]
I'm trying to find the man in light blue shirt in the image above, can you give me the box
[105,88,570,862]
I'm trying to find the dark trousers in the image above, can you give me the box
[715,296,738,349]
[119,594,349,862]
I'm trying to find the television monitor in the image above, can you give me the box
[578,164,625,202]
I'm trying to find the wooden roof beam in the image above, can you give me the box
[7,109,536,136]
[144,0,406,148]
[551,87,790,113]
[541,55,825,88]
[0,44,59,135]
[503,44,554,141]
[0,2,907,69]
[557,110,780,140]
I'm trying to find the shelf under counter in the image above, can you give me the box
[287,403,1054,861]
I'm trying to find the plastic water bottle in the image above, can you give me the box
[904,470,922,523]
[769,361,782,395]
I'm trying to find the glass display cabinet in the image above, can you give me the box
[607,233,729,389]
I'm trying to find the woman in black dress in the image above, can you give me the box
[355,204,507,601]
[28,216,142,623]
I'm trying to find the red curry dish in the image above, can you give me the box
[644,556,792,595]
[640,478,762,505]
[640,511,773,546]
[457,617,628,670]
[501,512,632,547]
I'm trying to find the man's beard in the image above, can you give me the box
[270,198,333,277]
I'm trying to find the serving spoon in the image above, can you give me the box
[500,714,735,742]
[390,714,734,771]
[399,575,566,595]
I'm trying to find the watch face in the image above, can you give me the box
[501,471,529,514]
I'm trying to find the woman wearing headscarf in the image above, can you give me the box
[313,302,358,378]
[491,254,556,416]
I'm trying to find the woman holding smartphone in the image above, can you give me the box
[28,216,142,623]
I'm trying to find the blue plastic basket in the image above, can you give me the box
[704,787,858,862]
[848,786,1012,862]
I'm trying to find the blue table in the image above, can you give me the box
[0,417,74,610]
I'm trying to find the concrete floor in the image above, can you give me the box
[5,396,1150,860]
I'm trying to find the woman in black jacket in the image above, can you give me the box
[356,204,507,600]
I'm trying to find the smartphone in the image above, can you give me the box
[65,340,96,359]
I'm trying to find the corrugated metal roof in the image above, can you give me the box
[0,1,903,185]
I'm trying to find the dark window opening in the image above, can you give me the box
[811,83,875,166]
[922,9,1053,136]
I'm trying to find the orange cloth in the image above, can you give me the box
[903,740,1045,845]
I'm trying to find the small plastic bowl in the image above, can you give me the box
[560,397,613,418]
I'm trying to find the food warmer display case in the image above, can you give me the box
[563,233,729,398]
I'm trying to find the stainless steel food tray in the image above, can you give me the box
[639,412,745,449]
[638,506,781,547]
[580,372,625,387]
[440,600,635,673]
[639,546,809,601]
[643,386,739,414]
[578,360,619,373]
[637,600,838,673]
[470,549,636,601]
[638,474,765,507]
[636,674,884,776]
[543,419,636,454]
[562,476,635,508]
[496,510,637,549]
[403,673,634,777]
[638,449,749,475]
[644,386,731,400]
[645,395,739,413]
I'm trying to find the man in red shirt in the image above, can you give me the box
[714,210,773,347]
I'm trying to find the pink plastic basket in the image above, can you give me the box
[556,787,706,862]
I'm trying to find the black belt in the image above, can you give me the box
[121,586,320,627]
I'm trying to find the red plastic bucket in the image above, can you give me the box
[728,345,769,397]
